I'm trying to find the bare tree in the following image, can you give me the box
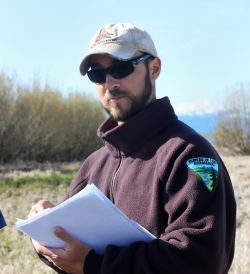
[215,83,250,154]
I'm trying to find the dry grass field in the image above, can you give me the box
[0,156,249,274]
[221,155,250,274]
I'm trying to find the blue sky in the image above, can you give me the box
[1,0,249,114]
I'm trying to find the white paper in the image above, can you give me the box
[15,184,155,254]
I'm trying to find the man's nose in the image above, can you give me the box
[104,74,120,91]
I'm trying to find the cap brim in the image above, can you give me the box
[79,45,138,76]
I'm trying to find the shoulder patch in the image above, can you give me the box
[186,157,219,192]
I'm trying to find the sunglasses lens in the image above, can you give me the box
[110,62,134,79]
[87,69,106,84]
[87,60,135,84]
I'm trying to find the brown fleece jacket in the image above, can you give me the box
[41,97,236,274]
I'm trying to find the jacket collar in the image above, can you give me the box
[97,97,177,157]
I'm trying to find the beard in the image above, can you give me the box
[103,69,154,122]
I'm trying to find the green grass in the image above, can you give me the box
[0,170,75,192]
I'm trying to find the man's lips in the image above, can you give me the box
[110,95,125,99]
[108,95,126,101]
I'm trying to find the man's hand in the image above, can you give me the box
[28,199,54,219]
[33,227,91,274]
[28,201,91,273]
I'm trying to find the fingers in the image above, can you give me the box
[32,228,91,273]
[32,239,58,259]
[53,227,75,245]
[28,200,54,219]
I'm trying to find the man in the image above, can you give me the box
[29,23,236,274]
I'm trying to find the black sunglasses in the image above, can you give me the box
[87,53,151,84]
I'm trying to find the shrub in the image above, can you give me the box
[0,73,104,163]
[214,83,250,155]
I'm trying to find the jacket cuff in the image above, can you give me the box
[84,250,103,274]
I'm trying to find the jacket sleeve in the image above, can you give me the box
[0,210,6,229]
[84,148,236,274]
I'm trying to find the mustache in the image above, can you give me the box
[105,89,128,100]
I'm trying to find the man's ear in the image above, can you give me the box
[150,58,161,80]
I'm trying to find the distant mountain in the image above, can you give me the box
[178,113,218,134]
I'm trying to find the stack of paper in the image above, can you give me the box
[16,184,155,254]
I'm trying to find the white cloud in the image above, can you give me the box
[175,99,223,116]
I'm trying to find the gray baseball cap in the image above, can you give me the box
[79,23,158,76]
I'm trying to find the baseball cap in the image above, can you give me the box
[79,23,158,76]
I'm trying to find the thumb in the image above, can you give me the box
[54,227,75,244]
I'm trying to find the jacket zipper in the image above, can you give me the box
[110,148,123,202]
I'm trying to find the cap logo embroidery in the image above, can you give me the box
[186,157,219,192]
[92,30,115,47]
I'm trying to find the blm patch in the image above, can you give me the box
[186,157,219,192]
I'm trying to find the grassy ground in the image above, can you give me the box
[0,186,68,274]
[0,162,79,274]
[221,156,250,274]
[0,157,249,273]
